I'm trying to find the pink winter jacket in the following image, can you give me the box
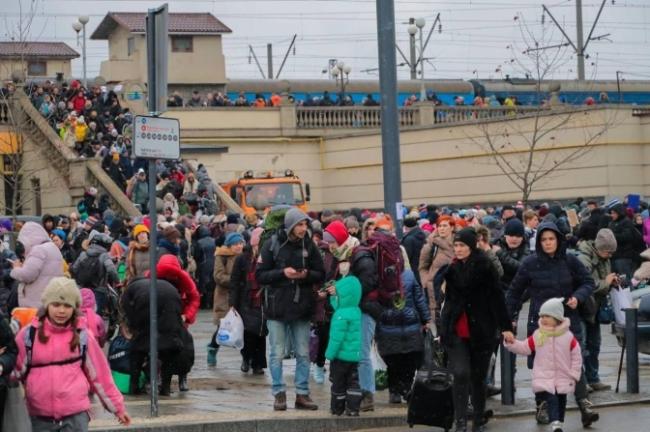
[12,316,125,419]
[504,318,582,395]
[80,288,107,346]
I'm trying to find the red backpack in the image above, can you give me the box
[357,231,404,305]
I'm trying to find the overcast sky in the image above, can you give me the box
[3,0,649,82]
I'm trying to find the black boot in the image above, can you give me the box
[241,358,250,373]
[159,373,172,396]
[330,392,346,416]
[454,419,468,432]
[179,374,189,392]
[578,399,599,427]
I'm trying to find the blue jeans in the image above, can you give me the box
[358,313,376,393]
[581,319,602,384]
[267,319,310,396]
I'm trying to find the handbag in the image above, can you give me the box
[2,383,31,431]
[597,294,615,325]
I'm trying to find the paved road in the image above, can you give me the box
[354,403,650,432]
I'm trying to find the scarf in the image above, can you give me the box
[330,236,360,276]
[534,323,568,348]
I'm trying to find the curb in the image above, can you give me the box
[92,398,650,431]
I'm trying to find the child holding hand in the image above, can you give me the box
[503,298,582,432]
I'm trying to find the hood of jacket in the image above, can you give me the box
[86,243,108,257]
[535,221,566,258]
[610,203,627,219]
[156,254,183,281]
[333,275,362,309]
[215,245,237,257]
[18,222,51,255]
[195,225,211,240]
[284,208,311,235]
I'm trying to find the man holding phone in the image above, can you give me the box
[256,208,325,412]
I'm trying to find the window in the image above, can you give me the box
[127,37,135,56]
[171,36,193,53]
[244,183,304,210]
[27,61,46,76]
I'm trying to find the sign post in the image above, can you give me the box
[141,3,169,418]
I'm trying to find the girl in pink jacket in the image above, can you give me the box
[12,277,130,431]
[503,298,582,432]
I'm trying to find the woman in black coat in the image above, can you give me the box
[506,221,598,427]
[440,228,512,432]
[0,312,18,425]
[230,244,267,374]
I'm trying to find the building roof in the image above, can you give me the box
[0,42,79,59]
[91,12,232,39]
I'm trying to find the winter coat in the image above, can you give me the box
[121,277,184,353]
[126,240,150,281]
[401,227,426,282]
[0,247,17,290]
[325,276,362,362]
[609,204,644,261]
[156,254,200,325]
[71,243,119,288]
[214,246,239,323]
[13,316,126,419]
[80,289,107,346]
[230,249,266,335]
[349,247,383,320]
[10,222,64,308]
[376,270,431,357]
[507,222,595,337]
[256,231,325,322]
[644,218,650,248]
[576,240,612,307]
[418,233,455,317]
[313,241,338,323]
[494,237,530,291]
[0,313,17,388]
[192,226,216,295]
[440,249,512,351]
[505,318,582,395]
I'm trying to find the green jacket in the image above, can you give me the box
[577,240,612,303]
[325,275,362,362]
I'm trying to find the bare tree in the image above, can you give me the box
[2,0,44,83]
[467,14,618,204]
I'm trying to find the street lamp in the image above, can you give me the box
[72,15,89,88]
[414,17,426,101]
[331,61,352,96]
[407,22,418,80]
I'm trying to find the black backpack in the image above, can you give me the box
[75,254,106,289]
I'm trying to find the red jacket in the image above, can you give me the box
[156,255,200,324]
[71,95,86,114]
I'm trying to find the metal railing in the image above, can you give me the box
[432,105,546,124]
[296,106,417,129]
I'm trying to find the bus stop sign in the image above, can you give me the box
[133,115,180,160]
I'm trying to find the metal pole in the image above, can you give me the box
[419,28,425,101]
[408,18,417,80]
[576,0,585,80]
[267,43,273,80]
[624,308,639,393]
[275,34,297,79]
[616,71,622,103]
[82,23,87,88]
[500,344,515,405]
[375,0,403,238]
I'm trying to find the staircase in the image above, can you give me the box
[11,89,141,217]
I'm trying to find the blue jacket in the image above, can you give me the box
[375,270,431,357]
[506,222,594,337]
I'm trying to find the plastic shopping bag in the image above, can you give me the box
[217,308,244,349]
[610,285,633,325]
[2,384,31,431]
[371,343,388,391]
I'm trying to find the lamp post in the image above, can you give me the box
[72,15,89,88]
[410,17,426,101]
[407,20,418,80]
[331,61,352,96]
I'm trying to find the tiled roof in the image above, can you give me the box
[91,12,232,39]
[0,42,79,59]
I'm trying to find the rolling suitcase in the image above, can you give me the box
[407,330,454,431]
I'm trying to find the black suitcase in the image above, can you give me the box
[406,329,454,431]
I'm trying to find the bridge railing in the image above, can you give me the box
[295,106,418,129]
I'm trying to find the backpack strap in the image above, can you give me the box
[23,326,88,379]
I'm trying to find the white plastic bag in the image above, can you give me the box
[217,308,244,349]
[611,285,633,325]
[371,343,386,371]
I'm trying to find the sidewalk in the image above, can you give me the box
[89,310,650,431]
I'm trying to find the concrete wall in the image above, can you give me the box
[182,107,650,211]
[0,58,73,81]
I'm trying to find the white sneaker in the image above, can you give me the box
[550,420,564,432]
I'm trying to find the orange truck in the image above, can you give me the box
[220,170,311,216]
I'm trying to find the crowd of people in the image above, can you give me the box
[0,192,649,431]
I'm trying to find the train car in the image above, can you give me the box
[474,79,650,105]
[224,78,475,106]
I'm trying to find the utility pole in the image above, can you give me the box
[248,45,266,79]
[542,0,608,81]
[408,17,417,80]
[275,34,297,79]
[267,43,273,80]
[375,0,403,238]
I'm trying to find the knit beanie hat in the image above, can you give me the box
[539,297,565,322]
[453,227,477,250]
[594,228,617,253]
[504,218,525,237]
[41,277,81,308]
[51,229,67,241]
[133,224,149,238]
[403,216,418,228]
[324,220,349,246]
[225,232,244,247]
